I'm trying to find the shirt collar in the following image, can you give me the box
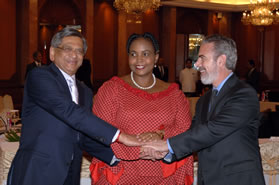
[214,72,233,94]
[58,67,76,82]
[34,61,41,66]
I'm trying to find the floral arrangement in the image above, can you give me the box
[5,129,20,142]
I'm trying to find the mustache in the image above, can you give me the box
[194,64,205,72]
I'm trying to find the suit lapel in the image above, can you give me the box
[76,81,84,106]
[207,74,238,119]
[202,91,211,122]
[49,63,87,106]
[49,63,72,101]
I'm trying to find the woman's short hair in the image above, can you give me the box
[126,32,159,54]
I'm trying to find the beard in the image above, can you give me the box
[200,65,218,85]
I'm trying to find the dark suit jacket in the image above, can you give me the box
[8,63,118,185]
[153,65,168,82]
[246,68,260,92]
[76,59,93,90]
[25,62,40,79]
[168,74,265,185]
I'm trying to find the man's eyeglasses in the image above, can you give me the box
[56,46,84,56]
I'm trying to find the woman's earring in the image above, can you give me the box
[154,64,157,68]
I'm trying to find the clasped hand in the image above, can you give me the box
[138,131,168,161]
[118,131,169,161]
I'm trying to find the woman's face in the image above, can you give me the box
[128,38,159,77]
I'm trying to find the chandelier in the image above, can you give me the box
[113,0,161,15]
[241,0,279,26]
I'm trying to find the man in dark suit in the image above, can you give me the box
[153,58,168,82]
[25,51,43,79]
[7,27,139,185]
[142,34,265,185]
[76,58,93,90]
[246,59,260,92]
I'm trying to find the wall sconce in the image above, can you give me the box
[216,12,223,21]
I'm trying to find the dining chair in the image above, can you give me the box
[3,94,14,110]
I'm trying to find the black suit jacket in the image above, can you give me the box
[8,63,118,185]
[168,74,265,185]
[246,68,260,92]
[76,59,93,90]
[153,65,168,82]
[25,61,44,79]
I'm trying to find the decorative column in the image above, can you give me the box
[84,0,94,81]
[160,6,177,82]
[19,0,39,84]
[117,12,129,76]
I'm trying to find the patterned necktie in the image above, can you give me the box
[209,89,218,112]
[67,78,79,104]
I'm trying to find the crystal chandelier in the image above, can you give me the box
[113,0,161,15]
[241,0,279,26]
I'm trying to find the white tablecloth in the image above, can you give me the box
[260,138,279,185]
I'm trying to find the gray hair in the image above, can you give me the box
[50,27,88,54]
[202,34,237,70]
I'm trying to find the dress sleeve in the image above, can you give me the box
[92,79,140,160]
[161,88,194,179]
[165,89,192,138]
[93,80,119,126]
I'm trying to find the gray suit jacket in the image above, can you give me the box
[168,74,265,185]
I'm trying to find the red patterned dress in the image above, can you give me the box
[90,76,193,185]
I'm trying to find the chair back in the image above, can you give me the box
[3,94,14,110]
[0,96,4,112]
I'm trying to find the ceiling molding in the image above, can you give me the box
[161,0,258,12]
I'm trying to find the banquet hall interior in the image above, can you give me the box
[0,0,279,109]
[1,0,279,110]
[1,1,279,185]
[0,0,279,132]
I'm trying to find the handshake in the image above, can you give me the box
[118,131,170,161]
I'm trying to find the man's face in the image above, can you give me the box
[36,53,42,63]
[247,63,253,70]
[195,42,219,85]
[185,60,192,68]
[50,36,84,76]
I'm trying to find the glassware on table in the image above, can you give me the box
[10,110,20,125]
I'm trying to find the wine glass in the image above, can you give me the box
[10,110,20,125]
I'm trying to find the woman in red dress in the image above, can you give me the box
[90,33,193,185]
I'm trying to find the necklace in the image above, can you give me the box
[130,71,156,90]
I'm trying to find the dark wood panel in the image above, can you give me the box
[93,1,117,81]
[0,0,17,80]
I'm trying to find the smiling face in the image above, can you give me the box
[50,36,84,76]
[128,38,159,78]
[195,42,219,86]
